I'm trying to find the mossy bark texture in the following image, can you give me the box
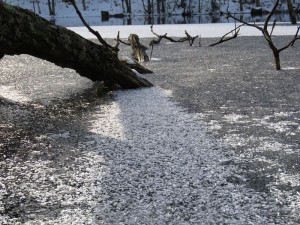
[0,3,152,89]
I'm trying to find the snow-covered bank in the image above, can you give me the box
[6,0,295,26]
[69,23,300,39]
[6,0,277,19]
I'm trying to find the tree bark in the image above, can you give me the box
[273,51,281,70]
[0,3,152,89]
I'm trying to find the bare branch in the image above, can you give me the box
[68,0,117,52]
[279,26,300,52]
[149,25,198,46]
[270,20,277,36]
[184,30,199,46]
[114,31,131,46]
[222,12,263,31]
[209,23,244,47]
[141,0,150,14]
[264,0,280,31]
[150,25,177,45]
[291,26,300,47]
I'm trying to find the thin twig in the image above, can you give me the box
[270,20,277,36]
[279,26,300,51]
[264,0,280,31]
[222,11,263,31]
[114,31,131,46]
[291,26,300,47]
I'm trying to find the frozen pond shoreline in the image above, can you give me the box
[1,35,300,224]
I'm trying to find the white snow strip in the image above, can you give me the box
[68,23,300,39]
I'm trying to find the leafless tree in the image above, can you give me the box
[286,0,297,24]
[211,0,219,12]
[124,0,131,14]
[47,0,55,15]
[198,0,202,13]
[82,0,86,11]
[32,0,41,14]
[223,0,300,70]
[239,0,243,12]
[156,0,167,14]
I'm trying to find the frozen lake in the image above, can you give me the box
[1,25,300,224]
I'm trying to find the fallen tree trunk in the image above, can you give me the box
[0,3,152,89]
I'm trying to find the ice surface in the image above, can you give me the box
[1,25,300,224]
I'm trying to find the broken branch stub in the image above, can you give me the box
[128,34,150,62]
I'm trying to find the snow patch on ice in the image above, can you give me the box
[207,120,223,131]
[274,112,292,117]
[150,57,162,61]
[223,113,250,124]
[50,131,71,139]
[254,141,294,154]
[119,56,136,64]
[263,120,299,133]
[283,67,298,70]
[163,89,173,97]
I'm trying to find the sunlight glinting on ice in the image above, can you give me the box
[90,102,126,141]
[0,85,30,102]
